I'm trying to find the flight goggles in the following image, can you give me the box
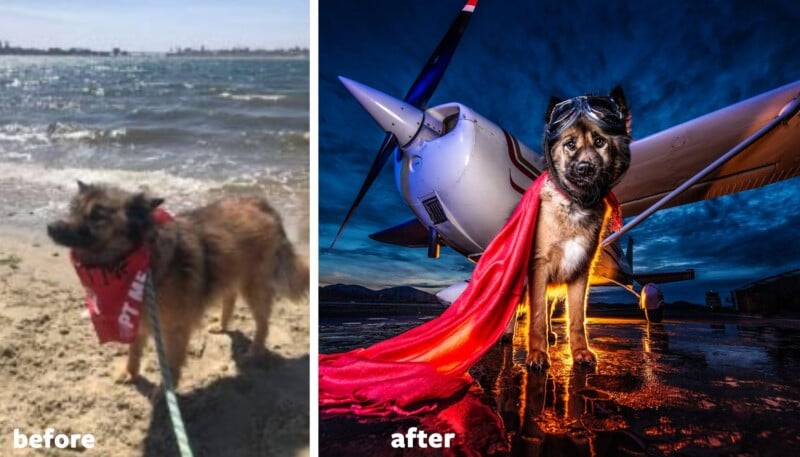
[546,95,626,137]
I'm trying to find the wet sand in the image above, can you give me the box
[0,227,309,456]
[319,313,800,456]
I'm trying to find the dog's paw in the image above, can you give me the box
[114,368,139,384]
[148,384,165,404]
[526,350,550,372]
[207,323,228,334]
[572,348,597,367]
[244,344,266,359]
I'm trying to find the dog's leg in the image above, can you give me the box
[116,325,149,383]
[567,272,596,366]
[501,287,526,343]
[526,265,550,371]
[546,296,558,345]
[162,325,191,386]
[242,282,275,357]
[208,294,236,334]
[501,315,516,343]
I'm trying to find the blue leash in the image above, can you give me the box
[145,274,194,457]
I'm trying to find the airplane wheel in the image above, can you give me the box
[645,306,663,323]
[640,283,665,323]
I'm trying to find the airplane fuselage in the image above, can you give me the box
[390,81,800,288]
[391,101,634,288]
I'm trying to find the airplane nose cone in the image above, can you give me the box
[339,76,424,147]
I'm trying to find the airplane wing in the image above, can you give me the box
[369,218,429,247]
[631,270,696,285]
[615,80,800,217]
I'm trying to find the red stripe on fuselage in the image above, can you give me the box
[503,129,538,181]
[509,172,526,194]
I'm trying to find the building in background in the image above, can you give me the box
[731,269,800,316]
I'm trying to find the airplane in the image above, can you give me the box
[328,0,800,322]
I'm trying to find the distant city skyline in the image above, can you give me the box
[0,0,308,52]
[0,40,309,55]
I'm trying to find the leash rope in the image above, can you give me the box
[144,274,195,457]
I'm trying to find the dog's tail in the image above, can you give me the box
[274,239,309,302]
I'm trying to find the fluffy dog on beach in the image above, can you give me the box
[47,182,308,385]
[526,88,631,370]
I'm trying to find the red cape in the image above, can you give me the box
[320,173,619,417]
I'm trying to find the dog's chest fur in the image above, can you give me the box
[533,180,605,283]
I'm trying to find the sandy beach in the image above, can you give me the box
[0,225,309,456]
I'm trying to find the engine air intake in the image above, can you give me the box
[422,196,448,224]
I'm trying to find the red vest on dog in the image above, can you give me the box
[71,208,173,344]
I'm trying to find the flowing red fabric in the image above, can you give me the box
[320,173,619,417]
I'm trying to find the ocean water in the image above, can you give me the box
[0,56,308,247]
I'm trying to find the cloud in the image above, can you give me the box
[320,0,800,303]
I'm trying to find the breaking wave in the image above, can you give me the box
[218,92,287,102]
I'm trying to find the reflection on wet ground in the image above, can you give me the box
[320,315,800,456]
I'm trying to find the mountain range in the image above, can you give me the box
[319,284,439,304]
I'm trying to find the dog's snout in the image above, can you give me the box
[575,161,595,177]
[47,221,63,238]
[47,220,86,247]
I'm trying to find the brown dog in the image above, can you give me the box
[526,88,631,370]
[47,182,308,384]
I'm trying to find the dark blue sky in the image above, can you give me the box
[319,0,800,303]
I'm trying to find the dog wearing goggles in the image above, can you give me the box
[526,87,631,370]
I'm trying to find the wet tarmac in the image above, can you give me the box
[319,314,800,456]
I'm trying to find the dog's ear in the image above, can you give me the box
[149,198,165,209]
[127,194,164,214]
[126,193,162,241]
[77,180,89,193]
[545,96,563,123]
[610,85,632,136]
[126,193,151,217]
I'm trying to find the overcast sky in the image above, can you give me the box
[0,0,308,52]
[319,0,800,304]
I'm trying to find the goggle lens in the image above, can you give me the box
[547,95,624,134]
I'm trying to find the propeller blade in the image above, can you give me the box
[330,0,478,248]
[329,133,398,249]
[405,0,478,107]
